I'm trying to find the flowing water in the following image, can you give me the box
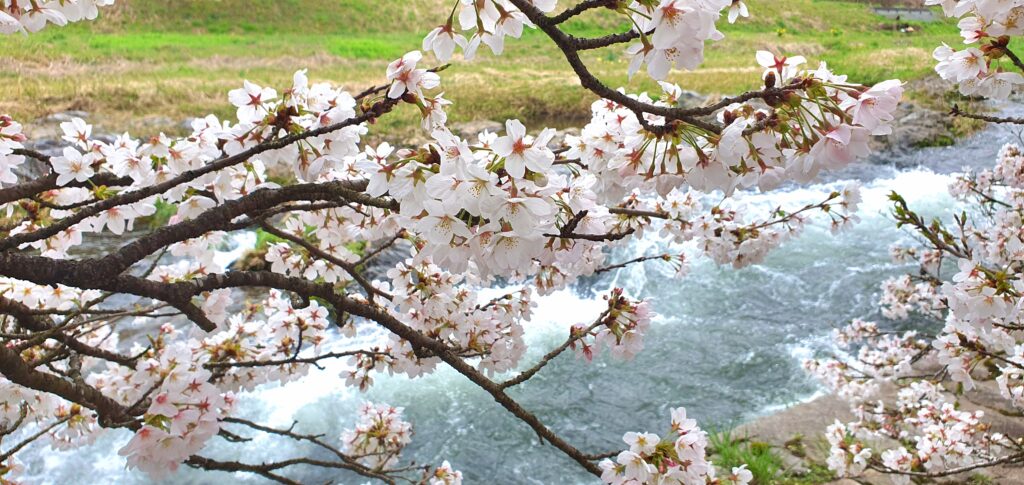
[17,102,1024,484]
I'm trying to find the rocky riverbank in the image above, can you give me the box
[736,373,1024,484]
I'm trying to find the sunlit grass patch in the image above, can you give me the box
[0,0,967,135]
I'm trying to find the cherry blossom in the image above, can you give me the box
[727,1,749,24]
[0,0,114,33]
[423,23,468,62]
[756,50,807,86]
[51,146,95,186]
[227,80,277,124]
[491,119,555,179]
[386,50,441,100]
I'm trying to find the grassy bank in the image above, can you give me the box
[1,0,964,138]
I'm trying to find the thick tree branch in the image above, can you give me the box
[99,179,383,276]
[0,342,132,426]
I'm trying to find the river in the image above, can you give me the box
[17,102,1024,484]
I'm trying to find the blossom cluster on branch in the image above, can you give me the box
[928,0,1024,99]
[599,407,753,485]
[805,141,1024,481]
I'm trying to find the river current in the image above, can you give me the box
[18,103,1024,484]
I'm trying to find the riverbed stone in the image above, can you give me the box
[735,393,854,463]
[779,451,810,476]
[451,120,503,139]
[40,110,89,122]
[741,380,1024,484]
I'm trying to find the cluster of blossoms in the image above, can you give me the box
[420,0,559,63]
[564,58,901,200]
[625,0,746,80]
[420,0,751,79]
[685,181,861,267]
[571,288,654,361]
[877,274,945,320]
[929,0,1024,98]
[599,407,752,485]
[86,290,333,476]
[823,421,871,477]
[354,259,534,383]
[351,62,889,299]
[6,315,234,478]
[0,67,375,259]
[0,0,114,34]
[341,403,463,483]
[805,143,1024,481]
[822,384,1006,484]
[0,278,446,479]
[418,1,899,206]
[804,318,929,402]
[433,0,748,83]
[114,342,235,477]
[341,402,413,469]
[384,51,450,131]
[0,283,109,456]
[195,290,332,390]
[356,117,587,277]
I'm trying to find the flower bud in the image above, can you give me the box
[981,44,1003,59]
[396,148,416,159]
[785,91,802,108]
[424,146,441,165]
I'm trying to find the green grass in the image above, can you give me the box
[708,429,836,485]
[253,228,286,251]
[967,473,997,485]
[709,430,784,484]
[143,199,178,229]
[0,0,974,138]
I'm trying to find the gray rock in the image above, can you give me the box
[779,452,809,476]
[137,116,175,129]
[869,101,951,154]
[40,110,89,123]
[676,89,706,108]
[742,381,1024,485]
[549,127,581,148]
[451,120,503,139]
